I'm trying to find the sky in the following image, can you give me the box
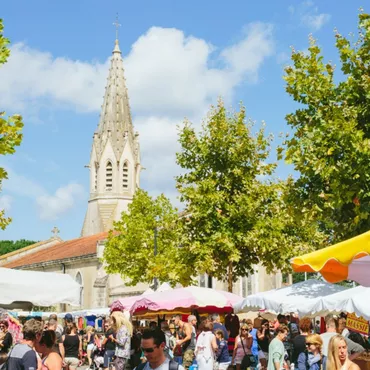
[0,0,365,241]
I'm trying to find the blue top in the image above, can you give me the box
[250,328,259,356]
[298,352,326,370]
[217,339,230,363]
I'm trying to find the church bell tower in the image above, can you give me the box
[81,38,141,237]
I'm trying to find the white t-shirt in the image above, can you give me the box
[144,358,185,370]
[320,332,337,357]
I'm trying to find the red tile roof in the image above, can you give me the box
[4,232,108,269]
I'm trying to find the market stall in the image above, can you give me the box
[233,279,346,316]
[291,230,370,285]
[0,267,81,309]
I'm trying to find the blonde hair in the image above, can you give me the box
[306,334,323,354]
[327,334,347,370]
[86,325,94,333]
[111,311,133,336]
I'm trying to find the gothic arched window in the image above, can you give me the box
[75,271,83,306]
[75,272,83,285]
[123,162,129,190]
[106,161,113,190]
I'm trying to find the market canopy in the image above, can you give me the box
[291,230,370,285]
[233,279,346,316]
[130,286,243,315]
[0,268,81,309]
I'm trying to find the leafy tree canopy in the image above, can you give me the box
[282,12,370,242]
[0,239,38,256]
[0,19,24,229]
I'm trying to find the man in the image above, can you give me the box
[267,325,288,370]
[174,315,197,369]
[211,314,229,340]
[47,318,64,358]
[7,318,43,369]
[321,317,364,360]
[102,320,116,370]
[137,328,184,370]
[48,314,63,336]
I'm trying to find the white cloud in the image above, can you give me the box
[0,23,275,218]
[36,183,85,221]
[292,1,331,31]
[1,166,86,220]
[0,195,13,212]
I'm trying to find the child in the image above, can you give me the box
[215,330,231,370]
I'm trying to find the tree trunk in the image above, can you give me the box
[228,262,233,292]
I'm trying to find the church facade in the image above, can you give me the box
[0,38,285,311]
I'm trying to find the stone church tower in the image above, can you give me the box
[81,39,141,237]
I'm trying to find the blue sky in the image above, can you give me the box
[0,0,365,241]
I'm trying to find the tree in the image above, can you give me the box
[176,100,323,291]
[0,239,37,256]
[0,19,24,229]
[281,12,370,242]
[103,189,193,287]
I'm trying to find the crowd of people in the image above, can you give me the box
[0,311,368,370]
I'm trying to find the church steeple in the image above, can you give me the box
[81,36,141,237]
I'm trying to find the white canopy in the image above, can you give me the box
[311,285,370,320]
[233,279,346,316]
[0,268,81,309]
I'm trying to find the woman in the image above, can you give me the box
[35,330,62,370]
[85,325,96,368]
[62,323,82,370]
[297,334,325,370]
[293,317,313,368]
[257,319,272,370]
[110,311,132,370]
[0,320,12,354]
[232,324,253,370]
[327,335,359,370]
[194,321,218,370]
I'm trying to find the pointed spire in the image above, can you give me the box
[113,39,121,54]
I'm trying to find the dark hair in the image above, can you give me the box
[23,319,43,340]
[0,320,9,329]
[202,321,214,332]
[299,317,313,333]
[39,330,56,348]
[142,328,166,346]
[215,329,224,338]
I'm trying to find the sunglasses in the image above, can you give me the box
[141,346,158,353]
[306,343,314,346]
[241,328,248,331]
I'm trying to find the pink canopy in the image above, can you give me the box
[130,286,243,315]
[110,295,139,312]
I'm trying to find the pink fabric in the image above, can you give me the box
[110,295,140,312]
[129,286,243,315]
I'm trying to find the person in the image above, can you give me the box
[338,318,349,338]
[327,334,360,370]
[258,319,272,370]
[86,325,96,368]
[267,325,288,370]
[111,310,132,370]
[136,328,184,370]
[47,318,64,358]
[320,318,364,360]
[315,321,321,335]
[161,321,176,359]
[292,317,312,369]
[6,318,43,369]
[232,323,253,370]
[195,321,218,370]
[48,314,63,337]
[62,323,82,370]
[102,320,116,370]
[35,330,63,370]
[215,329,230,370]
[297,334,326,370]
[212,314,229,340]
[0,320,12,354]
[246,319,259,368]
[174,315,197,369]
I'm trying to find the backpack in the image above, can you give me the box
[136,360,179,370]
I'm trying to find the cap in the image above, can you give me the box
[64,313,73,320]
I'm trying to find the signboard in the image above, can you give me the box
[346,313,369,335]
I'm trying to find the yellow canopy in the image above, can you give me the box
[291,230,370,283]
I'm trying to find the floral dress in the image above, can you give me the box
[114,325,131,370]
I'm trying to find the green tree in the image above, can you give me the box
[0,19,24,229]
[103,189,193,287]
[282,12,370,242]
[176,100,323,291]
[0,239,37,256]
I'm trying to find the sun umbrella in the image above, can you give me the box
[291,230,370,285]
[129,286,243,315]
[233,279,346,316]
